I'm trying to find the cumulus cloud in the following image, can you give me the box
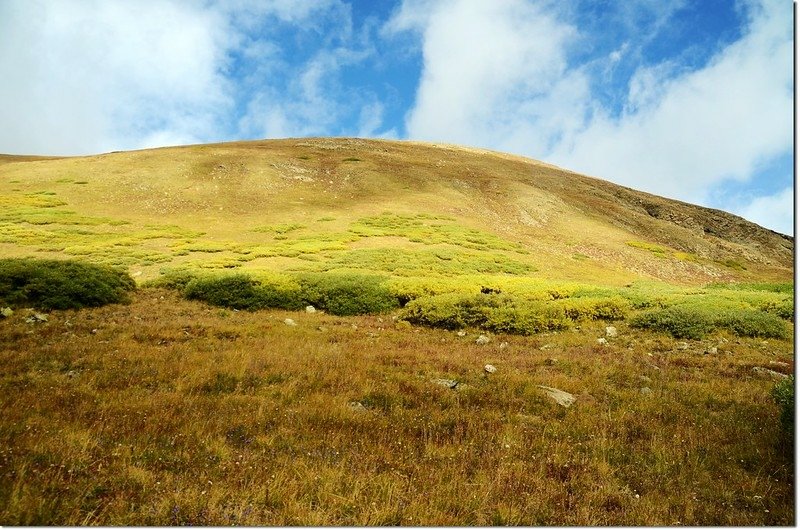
[734,187,794,237]
[0,0,357,155]
[386,0,590,155]
[551,0,792,203]
[389,0,793,234]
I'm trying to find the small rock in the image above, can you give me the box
[484,364,497,374]
[25,312,48,324]
[66,370,76,378]
[305,305,316,313]
[640,387,652,395]
[769,361,790,369]
[476,334,490,345]
[752,367,789,380]
[704,346,718,355]
[605,326,617,337]
[283,318,297,326]
[498,341,508,350]
[434,378,459,389]
[317,326,327,332]
[347,401,367,413]
[456,330,466,337]
[544,357,558,366]
[639,375,652,383]
[537,385,576,408]
[0,307,12,318]
[596,338,608,345]
[676,342,689,350]
[90,328,98,334]
[351,324,358,330]
[539,343,553,351]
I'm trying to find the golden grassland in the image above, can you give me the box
[0,289,793,525]
[0,138,794,525]
[0,138,792,286]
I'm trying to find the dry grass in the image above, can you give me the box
[0,289,793,525]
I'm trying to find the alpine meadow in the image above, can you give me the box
[0,137,794,525]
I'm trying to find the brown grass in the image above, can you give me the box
[0,289,792,525]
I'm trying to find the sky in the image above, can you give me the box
[0,0,794,235]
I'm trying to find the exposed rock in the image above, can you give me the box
[769,361,790,369]
[25,312,48,324]
[537,385,576,408]
[640,387,653,395]
[476,334,491,345]
[539,343,554,351]
[704,346,718,355]
[596,338,608,345]
[752,367,789,380]
[433,378,459,389]
[605,326,617,337]
[351,324,358,330]
[456,330,467,337]
[639,375,652,383]
[484,364,497,374]
[347,401,367,413]
[283,318,297,326]
[0,307,12,318]
[305,305,316,313]
[676,342,689,350]
[317,326,327,332]
[498,341,509,350]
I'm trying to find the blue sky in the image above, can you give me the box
[0,0,793,235]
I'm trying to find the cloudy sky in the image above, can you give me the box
[0,0,793,235]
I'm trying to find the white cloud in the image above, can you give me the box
[0,0,346,155]
[390,0,793,233]
[388,0,590,155]
[734,187,794,236]
[552,0,792,204]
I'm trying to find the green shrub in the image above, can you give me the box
[0,257,135,310]
[400,293,572,335]
[630,306,714,339]
[771,377,794,445]
[183,274,262,310]
[552,296,629,321]
[631,305,789,339]
[297,273,399,316]
[144,269,198,291]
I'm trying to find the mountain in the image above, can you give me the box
[0,137,792,285]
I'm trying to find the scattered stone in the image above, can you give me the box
[544,357,558,366]
[25,313,48,324]
[456,330,466,337]
[752,367,789,380]
[539,343,554,351]
[676,342,689,350]
[769,361,790,369]
[605,326,617,337]
[0,307,12,318]
[537,385,576,408]
[639,375,652,383]
[305,305,316,313]
[484,364,497,374]
[90,328,98,334]
[704,346,718,355]
[498,341,509,350]
[283,318,297,326]
[476,334,491,345]
[433,378,459,389]
[640,387,653,395]
[347,401,367,413]
[367,332,378,338]
[351,324,358,330]
[317,326,327,332]
[66,370,77,379]
[596,338,608,345]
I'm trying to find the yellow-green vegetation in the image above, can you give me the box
[0,289,793,525]
[0,139,793,524]
[0,257,135,309]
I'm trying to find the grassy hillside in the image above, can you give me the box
[0,138,793,525]
[0,137,792,286]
